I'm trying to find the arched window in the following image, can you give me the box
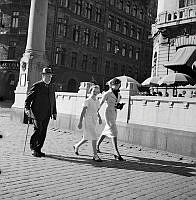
[168,13,172,21]
[67,79,77,92]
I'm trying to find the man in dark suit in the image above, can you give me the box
[25,67,57,157]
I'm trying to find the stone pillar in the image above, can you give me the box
[12,0,48,108]
[78,82,94,98]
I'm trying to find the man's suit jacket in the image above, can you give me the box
[25,81,57,120]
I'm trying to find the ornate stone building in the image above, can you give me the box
[0,0,157,98]
[151,0,196,79]
[0,0,30,99]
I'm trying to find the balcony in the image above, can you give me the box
[0,0,30,6]
[0,60,20,71]
[156,5,196,29]
[0,27,27,35]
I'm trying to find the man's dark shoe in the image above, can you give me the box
[32,151,42,157]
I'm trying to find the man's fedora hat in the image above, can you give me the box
[41,67,53,75]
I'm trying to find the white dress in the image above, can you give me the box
[82,97,100,140]
[101,89,121,138]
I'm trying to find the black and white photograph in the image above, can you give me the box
[0,0,196,199]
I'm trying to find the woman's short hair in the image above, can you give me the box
[89,84,100,93]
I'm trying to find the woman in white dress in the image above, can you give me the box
[96,78,125,161]
[73,85,102,162]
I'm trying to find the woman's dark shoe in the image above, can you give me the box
[96,148,101,153]
[39,151,45,157]
[73,145,79,155]
[114,155,125,161]
[92,155,102,162]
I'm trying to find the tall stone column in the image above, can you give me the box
[12,0,48,108]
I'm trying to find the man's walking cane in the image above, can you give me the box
[23,117,30,155]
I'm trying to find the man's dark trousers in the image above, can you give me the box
[30,116,50,152]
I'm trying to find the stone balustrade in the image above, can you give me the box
[156,5,196,26]
[11,81,196,157]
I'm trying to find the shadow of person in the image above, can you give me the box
[45,153,196,177]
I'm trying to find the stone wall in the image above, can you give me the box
[11,81,196,157]
[48,82,196,157]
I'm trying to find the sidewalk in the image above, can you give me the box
[0,105,196,200]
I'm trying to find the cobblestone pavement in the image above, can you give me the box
[0,103,196,200]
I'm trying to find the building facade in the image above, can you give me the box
[151,0,196,79]
[0,0,157,98]
[0,0,30,99]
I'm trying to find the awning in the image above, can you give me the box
[164,46,196,71]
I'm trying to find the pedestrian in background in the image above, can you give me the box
[25,67,57,157]
[96,78,125,161]
[73,85,102,162]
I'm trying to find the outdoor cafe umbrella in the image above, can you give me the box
[106,75,140,86]
[141,76,160,87]
[158,73,195,86]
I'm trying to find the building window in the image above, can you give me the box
[92,57,98,72]
[125,1,131,14]
[84,28,90,46]
[61,48,66,65]
[189,9,196,17]
[71,52,77,68]
[133,6,137,17]
[105,61,110,74]
[136,29,141,40]
[55,47,60,65]
[73,25,80,42]
[116,18,121,32]
[121,65,126,75]
[128,65,132,76]
[152,52,157,76]
[113,63,118,75]
[186,0,196,7]
[139,9,143,20]
[168,13,172,21]
[129,46,133,58]
[109,0,115,6]
[122,44,126,57]
[108,15,114,29]
[179,0,185,8]
[93,32,99,48]
[123,22,128,35]
[174,12,177,19]
[55,47,66,65]
[114,41,119,54]
[130,25,135,38]
[81,54,87,71]
[106,38,112,51]
[58,0,69,8]
[118,0,123,10]
[85,3,92,19]
[0,10,3,27]
[136,49,140,60]
[12,11,19,28]
[179,11,184,18]
[74,0,82,15]
[57,18,67,37]
[95,7,101,23]
[8,41,16,59]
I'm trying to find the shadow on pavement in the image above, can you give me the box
[45,154,196,177]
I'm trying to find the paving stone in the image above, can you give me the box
[0,106,196,200]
